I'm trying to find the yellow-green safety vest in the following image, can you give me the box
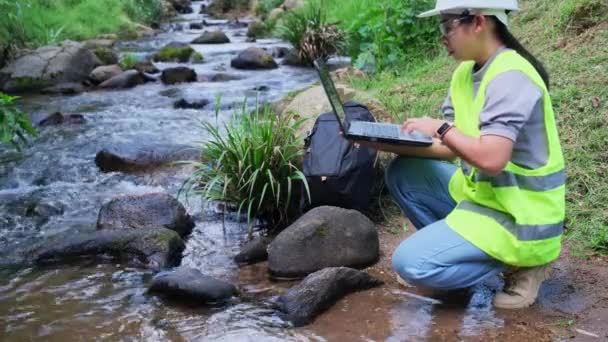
[446,50,565,267]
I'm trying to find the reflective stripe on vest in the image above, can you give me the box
[446,50,565,266]
[457,201,564,241]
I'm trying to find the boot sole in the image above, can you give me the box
[492,296,536,309]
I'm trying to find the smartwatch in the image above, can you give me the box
[436,122,454,139]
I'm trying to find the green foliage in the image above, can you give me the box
[0,93,36,151]
[119,54,138,70]
[321,0,439,72]
[0,0,162,67]
[153,46,195,62]
[276,0,345,64]
[182,100,310,233]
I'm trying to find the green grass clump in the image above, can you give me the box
[182,100,310,235]
[119,54,138,70]
[345,0,608,254]
[255,0,284,18]
[191,52,204,63]
[153,46,195,62]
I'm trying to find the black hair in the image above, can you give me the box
[492,16,550,89]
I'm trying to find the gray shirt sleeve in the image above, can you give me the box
[479,71,543,141]
[441,90,455,122]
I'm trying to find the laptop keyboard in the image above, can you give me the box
[350,122,401,138]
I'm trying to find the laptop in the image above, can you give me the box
[313,59,433,147]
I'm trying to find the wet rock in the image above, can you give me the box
[168,0,192,13]
[234,236,271,265]
[199,4,206,14]
[173,98,209,109]
[32,228,184,270]
[35,112,86,126]
[227,19,248,29]
[247,21,265,38]
[149,267,238,304]
[99,70,145,89]
[89,64,123,84]
[209,73,243,82]
[161,0,178,17]
[281,49,308,67]
[268,47,290,59]
[92,47,119,65]
[40,82,85,95]
[245,37,257,43]
[153,42,195,63]
[95,143,202,173]
[161,67,197,85]
[96,193,195,238]
[252,85,269,92]
[159,88,181,98]
[133,60,159,74]
[276,267,383,326]
[268,206,379,278]
[189,22,203,30]
[191,31,231,44]
[0,40,100,93]
[230,47,278,70]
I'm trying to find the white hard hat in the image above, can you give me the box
[418,0,519,26]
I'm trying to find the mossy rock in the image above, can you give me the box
[153,44,195,63]
[247,21,266,38]
[94,47,119,65]
[3,77,50,93]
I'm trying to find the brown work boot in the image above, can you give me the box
[493,263,554,309]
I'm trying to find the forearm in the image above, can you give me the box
[441,129,510,175]
[355,138,457,161]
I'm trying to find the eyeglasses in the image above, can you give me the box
[439,16,474,37]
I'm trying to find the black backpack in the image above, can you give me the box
[301,102,378,212]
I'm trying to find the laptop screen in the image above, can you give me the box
[314,59,348,130]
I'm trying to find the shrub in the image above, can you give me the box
[182,100,310,234]
[0,93,36,150]
[276,0,345,64]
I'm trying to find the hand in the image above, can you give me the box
[402,117,445,137]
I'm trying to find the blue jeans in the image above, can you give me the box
[386,157,504,291]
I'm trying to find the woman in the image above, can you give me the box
[354,0,565,309]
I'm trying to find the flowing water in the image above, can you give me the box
[0,2,586,341]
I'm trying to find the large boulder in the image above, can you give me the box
[267,206,379,278]
[95,143,201,172]
[276,267,383,326]
[0,40,100,93]
[89,64,123,84]
[191,31,230,44]
[230,47,278,70]
[149,267,238,304]
[32,228,185,270]
[161,67,197,84]
[98,70,145,89]
[96,193,195,238]
[40,82,85,95]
